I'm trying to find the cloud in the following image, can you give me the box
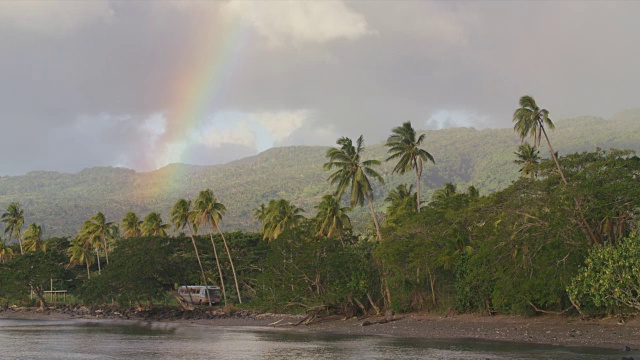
[194,119,257,149]
[250,110,310,143]
[222,0,371,46]
[0,0,114,36]
[1,1,639,176]
[425,110,489,130]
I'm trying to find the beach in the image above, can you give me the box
[1,306,638,351]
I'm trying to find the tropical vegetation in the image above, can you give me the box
[0,100,639,321]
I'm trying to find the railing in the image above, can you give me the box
[31,290,68,303]
[44,290,67,303]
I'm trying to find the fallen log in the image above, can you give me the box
[528,302,574,316]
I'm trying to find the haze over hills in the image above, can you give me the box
[1,110,639,238]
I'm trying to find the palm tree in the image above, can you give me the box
[141,212,169,237]
[324,135,385,241]
[194,189,242,304]
[80,212,113,264]
[0,236,13,263]
[171,198,212,306]
[384,184,418,227]
[2,202,25,254]
[513,95,598,244]
[76,221,103,273]
[68,235,95,278]
[314,194,351,246]
[513,95,567,184]
[259,199,306,242]
[121,211,142,238]
[385,122,435,212]
[467,185,480,199]
[513,142,540,180]
[253,203,268,223]
[22,223,45,252]
[106,224,120,245]
[432,182,457,203]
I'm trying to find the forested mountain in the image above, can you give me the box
[1,111,639,238]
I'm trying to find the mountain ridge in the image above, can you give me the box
[1,111,639,238]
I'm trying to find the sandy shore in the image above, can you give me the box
[2,307,639,351]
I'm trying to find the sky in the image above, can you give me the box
[0,1,639,176]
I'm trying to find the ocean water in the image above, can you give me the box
[0,318,627,359]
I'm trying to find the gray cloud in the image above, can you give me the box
[0,1,638,175]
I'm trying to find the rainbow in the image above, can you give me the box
[145,9,251,199]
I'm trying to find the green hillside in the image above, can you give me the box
[1,111,639,238]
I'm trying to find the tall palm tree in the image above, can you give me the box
[2,202,25,254]
[22,223,45,252]
[194,189,242,304]
[324,135,385,241]
[171,198,212,306]
[385,122,435,212]
[314,194,351,246]
[513,142,540,180]
[259,199,306,242]
[384,184,418,227]
[513,95,566,184]
[76,221,103,273]
[141,212,169,237]
[68,235,95,278]
[513,95,598,244]
[0,236,13,263]
[121,211,142,238]
[80,212,113,264]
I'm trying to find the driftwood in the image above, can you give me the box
[361,310,399,326]
[284,302,309,309]
[282,300,388,326]
[528,302,574,316]
[285,304,330,326]
[361,317,400,327]
[171,291,195,311]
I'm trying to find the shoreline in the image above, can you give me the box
[1,306,639,351]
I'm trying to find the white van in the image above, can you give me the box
[178,285,221,305]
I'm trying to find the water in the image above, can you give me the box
[0,318,626,359]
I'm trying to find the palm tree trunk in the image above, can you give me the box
[102,234,109,265]
[217,227,242,304]
[540,126,567,184]
[541,125,599,245]
[209,232,227,305]
[366,193,382,241]
[18,233,23,255]
[85,258,91,279]
[95,247,101,274]
[188,223,212,306]
[415,160,422,213]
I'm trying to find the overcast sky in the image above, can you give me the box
[1,1,638,176]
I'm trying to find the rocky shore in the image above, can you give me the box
[0,304,294,324]
[2,305,640,353]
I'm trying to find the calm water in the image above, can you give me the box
[0,318,627,359]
